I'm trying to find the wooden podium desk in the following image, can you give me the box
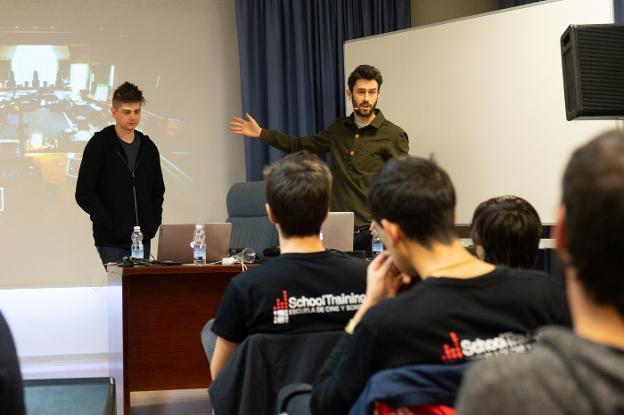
[107,264,246,414]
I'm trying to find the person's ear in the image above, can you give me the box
[475,245,485,260]
[265,203,278,226]
[346,89,352,100]
[380,219,402,246]
[554,206,568,252]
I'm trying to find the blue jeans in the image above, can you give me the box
[96,240,151,265]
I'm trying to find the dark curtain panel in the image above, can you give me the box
[235,0,411,181]
[500,0,542,8]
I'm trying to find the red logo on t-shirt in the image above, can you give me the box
[441,331,464,362]
[273,290,289,325]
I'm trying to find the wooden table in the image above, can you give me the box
[107,264,246,414]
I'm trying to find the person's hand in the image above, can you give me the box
[364,252,410,307]
[349,252,412,329]
[229,113,262,138]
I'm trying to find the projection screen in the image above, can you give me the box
[0,0,244,287]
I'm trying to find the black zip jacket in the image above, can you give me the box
[75,125,165,247]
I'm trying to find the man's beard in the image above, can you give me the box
[352,99,376,118]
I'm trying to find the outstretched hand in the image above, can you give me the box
[229,113,262,138]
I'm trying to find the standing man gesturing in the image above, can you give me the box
[230,65,408,251]
[76,82,165,265]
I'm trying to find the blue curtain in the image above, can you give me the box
[235,0,411,181]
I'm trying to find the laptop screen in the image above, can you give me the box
[157,223,232,263]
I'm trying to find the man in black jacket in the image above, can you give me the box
[76,82,165,264]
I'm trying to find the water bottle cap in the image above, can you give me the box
[195,224,203,229]
[134,226,141,231]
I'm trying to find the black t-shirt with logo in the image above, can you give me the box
[310,266,572,414]
[212,251,368,343]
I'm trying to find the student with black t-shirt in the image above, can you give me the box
[304,156,570,414]
[209,151,367,380]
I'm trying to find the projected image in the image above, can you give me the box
[0,44,191,217]
[0,0,238,286]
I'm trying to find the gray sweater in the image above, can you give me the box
[456,326,624,414]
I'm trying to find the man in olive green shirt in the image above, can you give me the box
[230,65,409,250]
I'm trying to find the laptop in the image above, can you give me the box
[157,223,232,263]
[320,212,354,252]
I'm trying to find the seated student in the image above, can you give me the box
[209,151,367,379]
[470,195,542,268]
[307,156,570,414]
[456,130,624,415]
[0,311,25,415]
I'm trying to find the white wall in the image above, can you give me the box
[1,288,108,357]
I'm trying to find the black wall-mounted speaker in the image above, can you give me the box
[560,24,624,120]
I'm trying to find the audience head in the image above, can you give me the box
[112,81,145,107]
[263,151,332,238]
[347,65,383,92]
[368,156,456,271]
[559,129,624,315]
[471,195,542,269]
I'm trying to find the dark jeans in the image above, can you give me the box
[96,240,151,265]
[353,229,372,254]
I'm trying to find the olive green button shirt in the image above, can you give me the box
[259,109,409,228]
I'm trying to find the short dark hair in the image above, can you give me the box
[347,65,383,91]
[471,196,542,269]
[562,129,624,315]
[112,82,145,107]
[368,156,455,247]
[264,151,332,238]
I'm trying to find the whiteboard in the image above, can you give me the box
[345,0,616,224]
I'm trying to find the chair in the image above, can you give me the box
[226,181,279,254]
[208,331,343,415]
[348,363,471,415]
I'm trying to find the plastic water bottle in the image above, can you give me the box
[371,229,383,258]
[192,224,206,265]
[131,226,144,259]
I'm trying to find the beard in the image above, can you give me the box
[352,98,376,118]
